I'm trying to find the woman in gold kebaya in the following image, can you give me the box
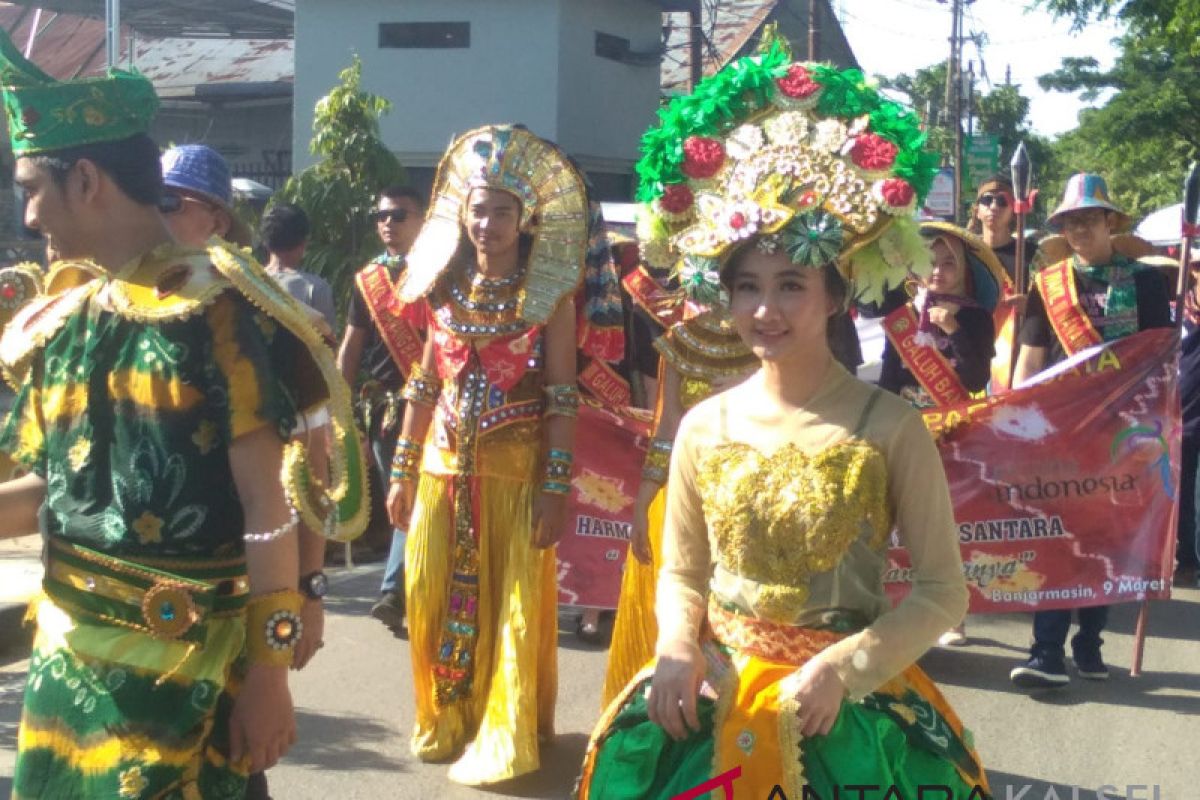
[577,47,987,799]
[386,125,587,786]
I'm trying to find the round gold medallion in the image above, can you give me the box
[140,583,198,639]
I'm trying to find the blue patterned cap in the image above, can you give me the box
[161,144,233,209]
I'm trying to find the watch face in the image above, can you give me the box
[307,572,328,598]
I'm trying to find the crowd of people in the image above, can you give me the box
[0,27,1192,800]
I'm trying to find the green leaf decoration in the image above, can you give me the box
[636,48,938,206]
[781,212,844,267]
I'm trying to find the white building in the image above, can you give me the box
[293,0,665,199]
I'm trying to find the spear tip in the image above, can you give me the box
[1185,162,1200,228]
[1010,140,1033,202]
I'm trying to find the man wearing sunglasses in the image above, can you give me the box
[159,144,252,248]
[969,174,1037,283]
[336,185,427,634]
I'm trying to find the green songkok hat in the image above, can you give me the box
[0,30,158,156]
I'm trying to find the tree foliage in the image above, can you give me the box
[274,56,407,316]
[1035,1,1199,219]
[880,62,1053,220]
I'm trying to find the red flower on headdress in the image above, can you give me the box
[681,136,725,179]
[879,178,915,207]
[850,134,899,171]
[659,183,695,213]
[20,107,40,128]
[776,64,821,99]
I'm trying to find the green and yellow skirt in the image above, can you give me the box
[578,602,989,800]
[14,547,251,800]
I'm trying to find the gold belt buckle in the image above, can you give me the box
[140,582,201,639]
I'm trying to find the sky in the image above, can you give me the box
[835,0,1125,137]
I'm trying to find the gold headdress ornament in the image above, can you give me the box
[634,37,942,306]
[396,124,590,324]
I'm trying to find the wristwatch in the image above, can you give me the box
[300,571,328,601]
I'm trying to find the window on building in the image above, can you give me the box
[595,31,631,62]
[379,22,470,49]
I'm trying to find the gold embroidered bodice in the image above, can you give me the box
[656,363,968,699]
[695,440,892,622]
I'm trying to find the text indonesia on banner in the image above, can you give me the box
[556,401,650,609]
[886,328,1180,613]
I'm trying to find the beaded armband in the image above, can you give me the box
[390,437,422,483]
[401,365,440,407]
[245,589,305,667]
[542,447,574,495]
[243,508,299,543]
[641,437,673,485]
[543,383,580,418]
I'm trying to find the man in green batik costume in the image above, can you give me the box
[0,32,367,799]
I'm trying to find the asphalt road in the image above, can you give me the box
[0,562,1194,799]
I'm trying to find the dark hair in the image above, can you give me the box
[260,203,310,252]
[721,241,848,305]
[379,185,427,211]
[30,133,162,206]
[720,239,850,337]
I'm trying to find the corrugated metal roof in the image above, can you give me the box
[2,0,292,39]
[0,4,293,96]
[661,0,781,93]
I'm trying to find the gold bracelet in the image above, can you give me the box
[641,437,673,485]
[401,365,440,407]
[542,448,573,494]
[544,383,580,418]
[245,589,305,667]
[390,436,422,479]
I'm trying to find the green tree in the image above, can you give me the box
[274,56,407,316]
[878,61,953,158]
[1035,23,1198,219]
[881,62,1052,219]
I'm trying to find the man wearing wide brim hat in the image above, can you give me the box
[1009,172,1172,691]
[0,29,367,799]
[160,143,254,248]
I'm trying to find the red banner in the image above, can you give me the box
[886,328,1180,612]
[556,400,651,608]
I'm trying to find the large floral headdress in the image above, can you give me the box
[635,41,940,306]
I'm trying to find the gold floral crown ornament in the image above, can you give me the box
[635,40,941,306]
[397,125,590,324]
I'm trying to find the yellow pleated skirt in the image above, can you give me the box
[601,487,666,707]
[405,470,559,786]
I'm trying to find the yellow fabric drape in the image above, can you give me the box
[601,487,666,707]
[405,471,558,786]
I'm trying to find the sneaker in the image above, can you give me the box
[938,624,968,647]
[1010,652,1070,688]
[1072,649,1109,680]
[370,591,405,633]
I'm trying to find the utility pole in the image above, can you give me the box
[941,0,967,223]
[105,0,120,67]
[689,0,703,91]
[808,0,819,61]
[965,61,975,137]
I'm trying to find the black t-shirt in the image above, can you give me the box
[347,264,406,392]
[879,304,995,402]
[990,237,1039,286]
[628,306,664,379]
[1019,263,1172,368]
